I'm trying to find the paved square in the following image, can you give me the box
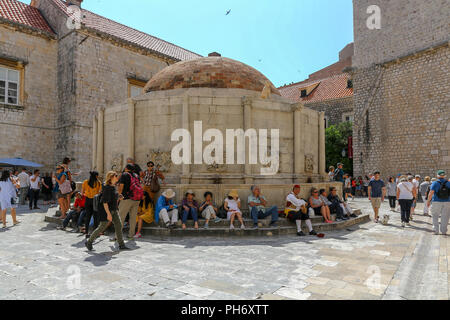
[0,199,448,300]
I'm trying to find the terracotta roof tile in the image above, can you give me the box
[279,74,353,103]
[0,0,54,34]
[50,0,201,61]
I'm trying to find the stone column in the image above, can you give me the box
[243,97,253,184]
[127,98,135,160]
[92,115,98,170]
[96,108,104,176]
[294,103,304,175]
[181,95,190,184]
[319,111,326,176]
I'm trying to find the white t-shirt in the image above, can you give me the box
[225,198,241,213]
[412,179,420,191]
[345,178,351,188]
[30,176,41,190]
[18,172,30,188]
[397,182,414,200]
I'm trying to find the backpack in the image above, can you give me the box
[217,204,227,219]
[436,181,450,200]
[333,169,341,181]
[150,171,161,193]
[126,172,144,201]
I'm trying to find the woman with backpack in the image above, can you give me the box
[85,171,129,251]
[81,171,102,238]
[427,170,450,236]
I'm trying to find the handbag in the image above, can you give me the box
[59,179,72,195]
[150,172,161,193]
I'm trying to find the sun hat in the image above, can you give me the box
[228,189,239,198]
[162,189,176,199]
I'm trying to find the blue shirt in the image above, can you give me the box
[53,172,67,193]
[369,179,385,198]
[430,179,450,202]
[248,195,267,213]
[155,195,178,223]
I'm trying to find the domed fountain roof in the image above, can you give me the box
[144,54,280,95]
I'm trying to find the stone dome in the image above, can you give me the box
[144,55,281,95]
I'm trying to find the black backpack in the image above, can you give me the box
[93,184,104,212]
[436,181,450,200]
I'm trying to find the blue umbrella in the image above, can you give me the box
[0,158,44,168]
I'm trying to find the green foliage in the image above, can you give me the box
[325,122,353,176]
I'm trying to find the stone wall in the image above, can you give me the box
[353,0,450,68]
[0,25,58,173]
[353,46,450,178]
[306,97,353,127]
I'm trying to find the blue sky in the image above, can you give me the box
[82,0,354,87]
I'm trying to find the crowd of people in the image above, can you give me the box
[328,163,450,235]
[2,157,448,250]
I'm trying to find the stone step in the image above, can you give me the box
[139,214,370,237]
[44,210,370,237]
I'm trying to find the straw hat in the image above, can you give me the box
[228,189,239,198]
[162,189,176,199]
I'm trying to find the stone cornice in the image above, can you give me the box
[0,17,56,40]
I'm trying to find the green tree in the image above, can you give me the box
[325,121,353,176]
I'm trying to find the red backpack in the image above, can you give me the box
[126,172,144,201]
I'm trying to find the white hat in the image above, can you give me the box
[162,189,176,199]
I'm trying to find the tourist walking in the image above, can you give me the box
[81,171,102,238]
[118,164,143,238]
[29,170,41,210]
[397,177,416,227]
[411,175,421,217]
[328,166,335,182]
[142,161,165,201]
[363,176,370,197]
[309,188,332,223]
[85,171,129,251]
[344,174,354,201]
[285,185,317,236]
[134,192,154,239]
[368,171,386,223]
[199,192,221,229]
[155,189,178,228]
[427,170,450,235]
[420,176,432,216]
[181,190,199,230]
[225,190,245,230]
[333,163,345,198]
[248,185,278,229]
[17,168,30,206]
[0,170,20,228]
[386,177,397,212]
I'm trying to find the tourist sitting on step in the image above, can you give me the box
[248,185,278,229]
[224,190,245,230]
[58,191,86,232]
[199,192,221,229]
[309,188,332,224]
[182,190,199,230]
[155,189,178,229]
[134,192,155,239]
[285,185,317,237]
[327,187,354,221]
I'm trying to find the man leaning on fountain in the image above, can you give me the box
[248,186,279,229]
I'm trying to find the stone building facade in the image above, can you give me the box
[0,0,200,176]
[278,44,354,128]
[352,0,450,178]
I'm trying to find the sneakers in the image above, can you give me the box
[57,226,66,231]
[204,223,209,229]
[310,230,317,236]
[401,222,406,228]
[119,245,131,251]
[297,231,306,237]
[252,224,259,230]
[230,224,235,230]
[240,224,245,230]
[214,218,222,223]
[133,233,142,239]
[406,222,411,227]
[85,240,93,251]
[350,214,358,218]
[336,218,343,222]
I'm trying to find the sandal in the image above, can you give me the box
[13,221,21,226]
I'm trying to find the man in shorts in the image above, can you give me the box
[368,171,386,223]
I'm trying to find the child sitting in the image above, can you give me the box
[199,192,221,229]
[224,190,245,230]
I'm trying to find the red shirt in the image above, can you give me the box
[74,195,86,209]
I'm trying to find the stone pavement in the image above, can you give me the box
[0,199,448,300]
